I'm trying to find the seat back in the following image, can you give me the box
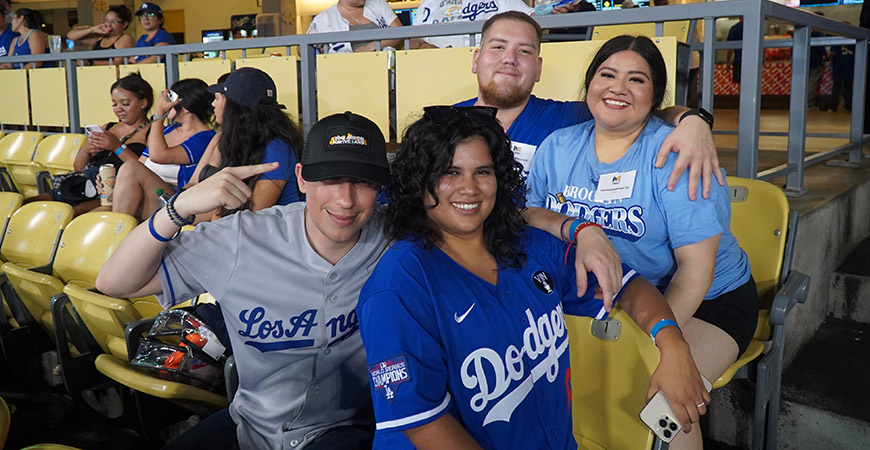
[591,21,692,43]
[52,212,139,286]
[0,201,73,268]
[7,134,86,197]
[0,395,10,450]
[34,134,86,174]
[568,308,657,450]
[0,193,23,245]
[727,176,790,302]
[63,284,141,359]
[0,131,43,164]
[317,51,391,141]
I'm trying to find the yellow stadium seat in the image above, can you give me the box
[395,47,477,141]
[0,201,72,368]
[0,396,9,450]
[0,192,23,328]
[1,212,136,401]
[711,177,810,450]
[0,201,73,269]
[317,51,391,141]
[568,307,659,449]
[0,132,43,192]
[1,211,129,343]
[0,70,30,126]
[76,65,118,128]
[4,134,86,198]
[591,21,692,43]
[30,68,70,128]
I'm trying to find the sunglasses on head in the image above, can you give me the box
[423,105,498,125]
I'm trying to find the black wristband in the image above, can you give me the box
[679,108,714,129]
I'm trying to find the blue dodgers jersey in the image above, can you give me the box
[455,96,592,176]
[358,228,639,449]
[526,116,751,298]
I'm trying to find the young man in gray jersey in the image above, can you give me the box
[97,112,391,450]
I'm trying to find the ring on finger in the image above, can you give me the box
[697,402,705,408]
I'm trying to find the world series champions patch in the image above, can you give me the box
[369,355,412,403]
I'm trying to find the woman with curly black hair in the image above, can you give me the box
[197,67,302,217]
[356,106,705,450]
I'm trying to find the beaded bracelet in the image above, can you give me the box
[165,191,195,227]
[148,208,176,242]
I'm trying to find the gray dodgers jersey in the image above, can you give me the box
[157,202,389,450]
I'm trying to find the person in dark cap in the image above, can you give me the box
[196,67,303,218]
[97,111,392,450]
[133,2,175,63]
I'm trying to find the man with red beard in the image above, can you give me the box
[456,11,721,201]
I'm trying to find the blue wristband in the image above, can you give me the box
[649,319,680,345]
[567,219,583,240]
[114,144,126,156]
[148,208,175,242]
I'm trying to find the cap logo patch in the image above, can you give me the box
[329,133,367,147]
[266,89,274,98]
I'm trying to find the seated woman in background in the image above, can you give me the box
[195,67,302,217]
[307,0,402,53]
[357,106,708,449]
[133,2,175,64]
[66,5,135,66]
[28,73,153,214]
[0,8,50,69]
[100,78,214,221]
[526,35,757,450]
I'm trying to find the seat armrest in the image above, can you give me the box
[36,170,50,195]
[125,316,157,362]
[770,271,810,326]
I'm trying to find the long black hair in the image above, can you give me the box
[170,78,214,125]
[583,35,668,114]
[388,107,527,268]
[15,8,43,30]
[111,72,153,113]
[217,97,302,213]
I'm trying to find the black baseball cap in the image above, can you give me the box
[208,67,285,109]
[135,2,163,17]
[301,112,389,186]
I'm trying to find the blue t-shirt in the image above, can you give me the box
[257,138,299,206]
[358,228,639,450]
[11,31,53,69]
[142,124,215,188]
[456,95,592,176]
[0,25,18,58]
[134,28,175,62]
[526,116,751,299]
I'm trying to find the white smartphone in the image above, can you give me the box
[84,124,104,136]
[167,90,179,102]
[639,375,713,443]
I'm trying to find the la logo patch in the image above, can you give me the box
[532,271,554,294]
[369,355,412,403]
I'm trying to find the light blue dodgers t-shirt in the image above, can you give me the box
[526,116,750,299]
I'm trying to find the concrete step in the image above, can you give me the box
[831,236,870,323]
[706,318,870,450]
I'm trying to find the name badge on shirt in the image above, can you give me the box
[595,170,637,202]
[511,141,537,177]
